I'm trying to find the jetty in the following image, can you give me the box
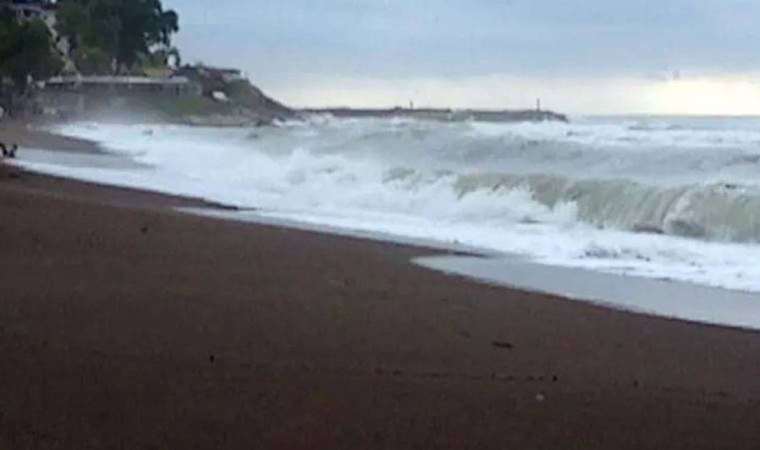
[303,107,568,123]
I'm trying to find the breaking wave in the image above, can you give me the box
[25,115,760,292]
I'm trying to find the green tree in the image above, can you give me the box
[55,0,90,53]
[0,8,63,92]
[72,45,112,75]
[56,0,179,73]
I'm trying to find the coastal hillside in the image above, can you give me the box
[1,0,294,126]
[2,0,565,127]
[171,65,294,125]
[37,67,295,126]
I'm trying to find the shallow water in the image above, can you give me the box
[188,206,760,331]
[416,255,760,330]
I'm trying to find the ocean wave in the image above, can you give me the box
[452,173,760,243]
[35,117,760,292]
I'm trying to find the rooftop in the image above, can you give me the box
[46,76,191,86]
[7,0,56,10]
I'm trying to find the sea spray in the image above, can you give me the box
[28,115,760,292]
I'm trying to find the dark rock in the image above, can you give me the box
[492,341,514,350]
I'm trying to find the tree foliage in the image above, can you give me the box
[0,8,64,92]
[72,45,112,75]
[56,0,179,73]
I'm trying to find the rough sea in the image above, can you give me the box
[21,115,760,296]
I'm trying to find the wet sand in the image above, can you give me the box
[0,119,101,154]
[2,138,760,448]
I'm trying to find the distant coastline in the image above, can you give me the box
[0,0,572,128]
[304,107,569,123]
[29,70,569,127]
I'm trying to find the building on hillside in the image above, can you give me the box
[37,75,202,117]
[173,65,248,101]
[44,75,200,96]
[177,65,246,84]
[204,66,246,83]
[6,0,56,22]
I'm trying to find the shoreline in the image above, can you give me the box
[0,118,103,154]
[5,120,759,329]
[12,157,760,334]
[4,125,760,448]
[417,254,760,333]
[194,205,760,332]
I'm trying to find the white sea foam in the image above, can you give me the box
[20,116,760,293]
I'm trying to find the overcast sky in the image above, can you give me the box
[163,1,760,114]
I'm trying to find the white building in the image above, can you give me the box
[7,0,55,24]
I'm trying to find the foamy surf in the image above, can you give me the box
[20,115,760,293]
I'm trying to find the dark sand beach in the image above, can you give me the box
[0,120,101,154]
[2,129,760,449]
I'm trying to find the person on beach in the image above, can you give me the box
[0,143,18,158]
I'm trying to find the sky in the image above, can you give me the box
[162,0,760,114]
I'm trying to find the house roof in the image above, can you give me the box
[46,76,191,86]
[8,0,56,11]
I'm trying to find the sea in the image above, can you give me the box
[17,114,760,327]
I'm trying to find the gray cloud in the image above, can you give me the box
[163,0,760,109]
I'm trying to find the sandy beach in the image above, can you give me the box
[2,127,760,449]
[0,120,102,154]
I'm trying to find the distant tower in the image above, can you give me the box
[409,100,414,110]
[536,98,541,112]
